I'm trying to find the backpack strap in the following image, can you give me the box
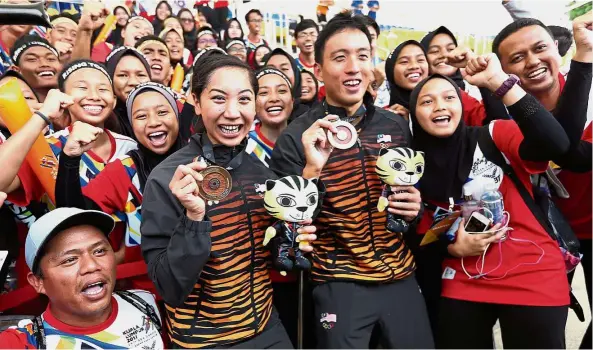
[115,291,162,332]
[476,127,557,242]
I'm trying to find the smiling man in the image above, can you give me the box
[0,208,163,349]
[11,35,62,103]
[294,19,319,74]
[92,16,154,64]
[270,12,433,349]
[136,35,173,86]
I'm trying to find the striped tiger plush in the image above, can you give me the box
[376,147,425,233]
[263,175,319,272]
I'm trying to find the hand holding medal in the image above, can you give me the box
[169,157,233,221]
[327,119,358,150]
[301,115,340,178]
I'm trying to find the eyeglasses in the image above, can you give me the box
[297,32,318,40]
[228,47,247,54]
[248,19,263,23]
[198,39,218,45]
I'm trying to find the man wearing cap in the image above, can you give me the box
[11,35,62,103]
[0,208,163,349]
[47,13,79,64]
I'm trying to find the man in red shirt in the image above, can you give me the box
[493,13,592,349]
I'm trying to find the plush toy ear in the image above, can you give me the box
[265,179,276,191]
[310,178,318,186]
[418,151,425,158]
[379,147,390,156]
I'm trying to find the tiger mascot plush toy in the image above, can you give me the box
[263,175,321,272]
[376,147,425,233]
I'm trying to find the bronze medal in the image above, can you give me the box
[327,120,358,150]
[198,165,232,202]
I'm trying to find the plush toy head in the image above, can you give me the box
[376,147,425,186]
[264,175,319,222]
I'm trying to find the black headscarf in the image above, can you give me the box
[126,83,185,191]
[385,40,426,109]
[178,8,197,54]
[265,48,302,100]
[105,47,152,139]
[420,26,466,91]
[224,18,244,41]
[249,44,270,69]
[410,74,480,203]
[300,69,320,108]
[152,1,173,35]
[107,6,129,47]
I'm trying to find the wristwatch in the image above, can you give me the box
[494,74,520,98]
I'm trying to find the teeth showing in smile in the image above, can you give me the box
[82,282,104,295]
[267,106,283,113]
[83,105,103,114]
[344,80,360,86]
[151,64,162,70]
[148,131,167,145]
[220,125,240,134]
[528,67,546,79]
[407,72,420,79]
[38,71,55,77]
[433,115,451,124]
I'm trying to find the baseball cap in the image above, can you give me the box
[25,208,115,272]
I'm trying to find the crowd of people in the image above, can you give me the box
[0,0,590,349]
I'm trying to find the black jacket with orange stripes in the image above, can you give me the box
[270,94,417,284]
[141,133,279,348]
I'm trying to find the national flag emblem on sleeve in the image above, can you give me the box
[377,134,391,143]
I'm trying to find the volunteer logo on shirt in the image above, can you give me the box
[320,312,336,329]
[123,315,158,347]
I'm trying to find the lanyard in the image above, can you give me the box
[199,133,245,171]
[323,101,366,126]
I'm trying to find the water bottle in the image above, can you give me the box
[461,187,479,221]
[480,183,504,224]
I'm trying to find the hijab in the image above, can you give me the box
[125,82,185,191]
[265,48,302,100]
[300,69,320,108]
[420,26,466,91]
[105,47,152,139]
[410,74,480,203]
[385,40,426,109]
[249,44,270,69]
[178,8,197,54]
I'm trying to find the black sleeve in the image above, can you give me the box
[507,94,570,161]
[554,61,592,147]
[479,87,510,125]
[552,61,592,171]
[55,152,101,210]
[270,126,307,177]
[140,172,212,307]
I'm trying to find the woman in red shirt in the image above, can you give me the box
[410,54,571,348]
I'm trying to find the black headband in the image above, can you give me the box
[59,60,112,90]
[225,39,245,50]
[256,67,292,89]
[12,40,58,65]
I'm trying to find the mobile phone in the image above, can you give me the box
[464,212,492,233]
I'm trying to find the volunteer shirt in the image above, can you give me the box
[295,54,315,74]
[0,291,163,349]
[271,94,416,284]
[440,120,570,307]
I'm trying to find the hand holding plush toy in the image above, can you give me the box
[376,147,425,233]
[263,175,321,272]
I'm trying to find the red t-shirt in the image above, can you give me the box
[91,41,114,64]
[554,122,592,240]
[440,121,569,306]
[80,157,155,294]
[460,90,486,126]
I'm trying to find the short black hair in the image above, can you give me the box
[245,9,263,23]
[362,15,380,37]
[295,19,319,37]
[314,11,371,64]
[492,18,554,57]
[192,54,257,99]
[548,25,573,57]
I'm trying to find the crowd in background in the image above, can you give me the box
[0,0,590,349]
